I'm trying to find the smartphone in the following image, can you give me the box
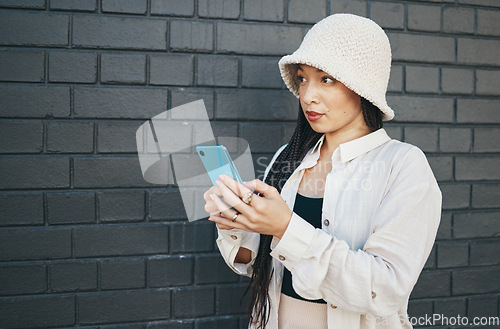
[196,144,243,186]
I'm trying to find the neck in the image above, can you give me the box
[321,124,372,156]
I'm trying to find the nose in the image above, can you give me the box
[300,82,319,105]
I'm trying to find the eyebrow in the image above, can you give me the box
[297,66,323,73]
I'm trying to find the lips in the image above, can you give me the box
[306,111,324,122]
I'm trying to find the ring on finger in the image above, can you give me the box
[242,191,253,205]
[232,212,240,222]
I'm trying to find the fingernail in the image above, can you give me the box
[215,180,220,186]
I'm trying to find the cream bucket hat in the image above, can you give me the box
[279,13,394,121]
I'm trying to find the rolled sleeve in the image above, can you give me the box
[216,227,259,276]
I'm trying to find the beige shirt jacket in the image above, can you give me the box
[216,128,442,329]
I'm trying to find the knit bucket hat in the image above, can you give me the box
[279,13,394,121]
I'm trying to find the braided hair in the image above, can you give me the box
[245,97,383,329]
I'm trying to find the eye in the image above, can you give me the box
[322,76,335,83]
[297,75,306,83]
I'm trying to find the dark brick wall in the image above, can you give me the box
[0,0,498,328]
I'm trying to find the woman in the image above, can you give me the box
[203,14,442,329]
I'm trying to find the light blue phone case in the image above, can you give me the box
[196,145,243,186]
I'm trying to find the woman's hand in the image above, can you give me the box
[203,174,293,238]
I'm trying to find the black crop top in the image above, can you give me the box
[281,193,327,304]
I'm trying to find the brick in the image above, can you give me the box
[151,0,194,16]
[0,295,75,328]
[476,69,500,96]
[387,65,403,92]
[434,298,466,318]
[423,245,436,269]
[171,221,214,253]
[440,184,470,210]
[410,270,451,298]
[458,0,500,6]
[73,15,167,50]
[0,228,71,261]
[217,22,304,55]
[478,9,500,36]
[443,7,475,34]
[0,157,69,189]
[404,126,438,152]
[470,240,500,266]
[49,52,97,83]
[98,191,145,222]
[439,127,472,153]
[244,0,284,22]
[457,99,500,124]
[170,20,213,52]
[150,189,188,221]
[216,90,298,121]
[171,89,215,120]
[50,261,97,292]
[197,56,238,87]
[407,299,433,320]
[47,192,96,224]
[74,225,168,257]
[101,53,146,84]
[195,255,239,284]
[241,56,283,89]
[0,50,44,82]
[0,85,70,118]
[47,121,94,153]
[0,121,43,153]
[388,33,455,63]
[0,0,45,9]
[330,0,367,17]
[458,38,500,66]
[102,0,147,14]
[101,259,146,289]
[453,268,500,294]
[97,121,143,153]
[370,1,405,29]
[0,264,46,295]
[288,0,327,24]
[198,0,240,19]
[212,122,238,140]
[197,319,234,329]
[148,321,194,329]
[468,296,499,319]
[240,123,282,153]
[74,157,150,188]
[0,11,68,46]
[436,212,452,240]
[405,66,439,94]
[150,54,194,86]
[50,0,96,11]
[455,157,500,180]
[472,184,500,208]
[437,241,469,268]
[453,212,500,238]
[441,67,474,95]
[149,256,193,287]
[282,123,296,144]
[387,96,454,123]
[0,193,43,226]
[79,290,170,324]
[474,127,500,152]
[74,87,168,119]
[407,4,441,32]
[217,285,248,315]
[172,287,215,317]
[383,125,402,141]
[427,156,453,181]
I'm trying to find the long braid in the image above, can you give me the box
[245,98,383,329]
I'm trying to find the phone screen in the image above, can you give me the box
[196,145,243,186]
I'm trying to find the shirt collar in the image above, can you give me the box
[310,128,391,163]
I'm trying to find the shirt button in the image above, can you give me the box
[323,219,330,226]
[279,255,286,261]
[371,291,376,299]
[230,235,238,240]
[330,304,337,309]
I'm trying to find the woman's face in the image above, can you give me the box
[297,64,367,134]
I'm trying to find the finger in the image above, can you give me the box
[210,193,236,215]
[208,213,247,231]
[215,179,251,213]
[243,179,278,198]
[203,186,222,201]
[218,174,253,198]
